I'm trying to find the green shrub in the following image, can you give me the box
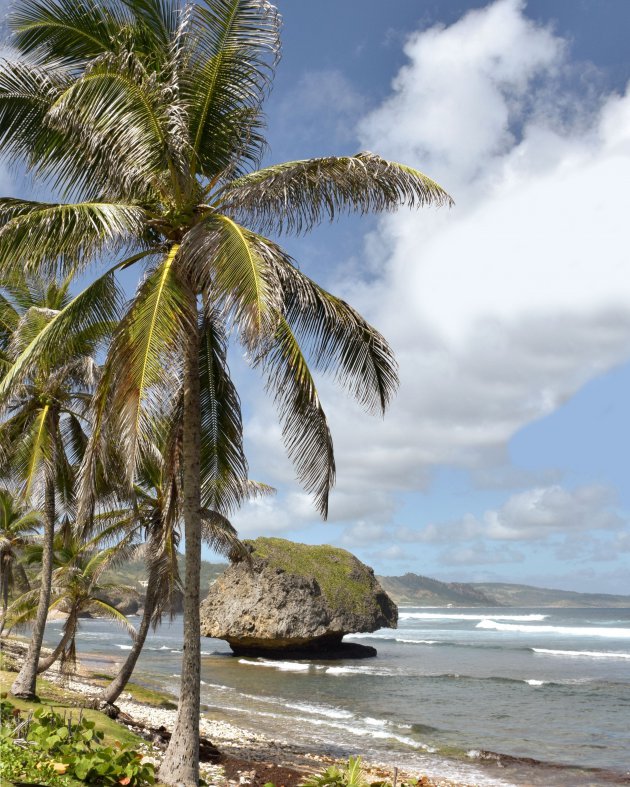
[290,758,418,787]
[0,737,68,786]
[0,701,154,786]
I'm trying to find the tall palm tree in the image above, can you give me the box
[0,2,452,781]
[7,524,138,674]
[0,488,39,633]
[0,273,107,698]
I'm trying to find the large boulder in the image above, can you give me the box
[200,537,397,658]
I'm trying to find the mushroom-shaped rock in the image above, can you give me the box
[200,537,397,658]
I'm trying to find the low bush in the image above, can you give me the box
[0,700,154,786]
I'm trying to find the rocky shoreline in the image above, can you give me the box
[1,636,479,787]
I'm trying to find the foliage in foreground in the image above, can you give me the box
[264,757,421,787]
[0,699,155,786]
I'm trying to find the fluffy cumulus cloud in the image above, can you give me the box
[419,483,623,542]
[236,0,630,565]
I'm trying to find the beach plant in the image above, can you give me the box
[0,701,155,786]
[0,0,451,782]
[300,757,370,787]
[0,272,108,699]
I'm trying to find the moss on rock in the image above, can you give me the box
[247,537,378,618]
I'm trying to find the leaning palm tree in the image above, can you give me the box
[0,488,39,633]
[7,525,137,674]
[0,1,451,781]
[0,272,107,698]
[93,432,253,708]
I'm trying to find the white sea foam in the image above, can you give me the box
[532,647,630,660]
[524,679,547,686]
[285,702,353,720]
[400,612,549,622]
[346,633,438,645]
[115,644,132,650]
[325,665,393,676]
[238,658,311,672]
[477,620,630,638]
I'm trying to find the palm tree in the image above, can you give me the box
[0,2,452,781]
[7,524,138,674]
[0,488,39,633]
[0,273,107,698]
[94,435,252,708]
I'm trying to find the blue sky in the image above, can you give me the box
[226,0,630,594]
[2,1,629,593]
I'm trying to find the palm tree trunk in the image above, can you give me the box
[98,575,158,706]
[15,563,30,592]
[37,614,76,674]
[159,301,202,787]
[0,565,8,635]
[11,449,56,699]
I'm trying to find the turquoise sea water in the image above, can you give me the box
[44,607,630,786]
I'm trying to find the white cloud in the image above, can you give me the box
[324,0,630,523]
[245,0,630,551]
[420,484,624,543]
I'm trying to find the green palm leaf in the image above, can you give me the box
[182,215,281,349]
[183,0,280,176]
[275,260,399,415]
[10,0,129,66]
[0,266,121,402]
[198,315,248,512]
[220,152,453,234]
[88,599,138,639]
[0,198,148,276]
[12,405,51,500]
[94,245,193,486]
[258,316,335,518]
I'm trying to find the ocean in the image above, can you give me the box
[43,607,630,786]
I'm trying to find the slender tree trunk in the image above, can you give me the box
[0,566,7,635]
[98,575,158,706]
[11,447,56,699]
[159,300,202,787]
[15,563,30,593]
[36,614,76,673]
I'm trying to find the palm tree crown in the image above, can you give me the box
[0,2,451,782]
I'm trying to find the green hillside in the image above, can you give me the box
[378,573,630,607]
[104,556,227,597]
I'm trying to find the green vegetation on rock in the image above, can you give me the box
[247,537,377,617]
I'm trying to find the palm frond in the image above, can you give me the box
[89,598,137,639]
[198,314,248,512]
[0,58,70,168]
[46,53,180,200]
[274,259,399,415]
[257,316,335,518]
[183,0,280,177]
[0,266,121,403]
[88,245,193,489]
[181,216,281,350]
[10,0,129,66]
[0,198,148,277]
[200,507,246,559]
[12,405,51,500]
[220,152,453,235]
